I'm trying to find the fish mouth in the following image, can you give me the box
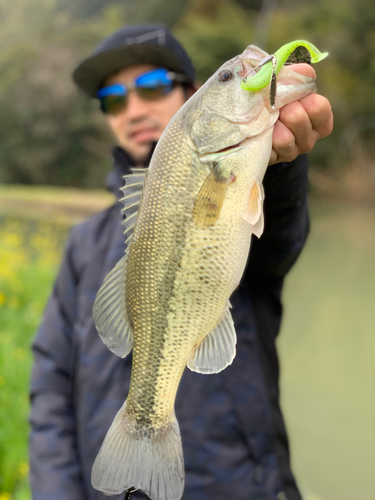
[216,139,245,154]
[198,138,248,164]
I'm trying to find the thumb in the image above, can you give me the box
[286,62,316,79]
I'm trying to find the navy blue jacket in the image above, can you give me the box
[29,146,309,500]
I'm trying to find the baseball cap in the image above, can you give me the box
[73,25,195,98]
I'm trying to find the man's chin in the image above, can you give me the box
[129,141,157,165]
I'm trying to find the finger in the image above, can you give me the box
[286,63,316,79]
[269,148,278,165]
[270,119,297,164]
[299,93,334,139]
[279,100,316,154]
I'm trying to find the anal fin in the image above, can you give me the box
[187,303,237,374]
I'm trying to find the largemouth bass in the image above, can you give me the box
[92,42,323,500]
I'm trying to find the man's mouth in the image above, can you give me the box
[131,127,159,143]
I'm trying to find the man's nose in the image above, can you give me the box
[125,90,151,119]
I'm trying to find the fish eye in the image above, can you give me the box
[218,70,233,82]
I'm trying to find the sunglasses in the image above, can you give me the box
[96,68,187,115]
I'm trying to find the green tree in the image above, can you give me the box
[1,0,374,187]
[0,4,127,186]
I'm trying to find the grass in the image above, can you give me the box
[0,185,114,499]
[0,216,69,499]
[0,184,115,225]
[0,184,374,499]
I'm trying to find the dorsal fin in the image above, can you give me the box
[93,253,133,358]
[120,168,148,246]
[93,168,147,358]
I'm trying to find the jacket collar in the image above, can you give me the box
[105,146,134,200]
[106,144,157,200]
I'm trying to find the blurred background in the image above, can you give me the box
[0,0,374,499]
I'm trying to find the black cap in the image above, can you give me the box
[73,25,195,98]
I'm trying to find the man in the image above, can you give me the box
[29,25,333,500]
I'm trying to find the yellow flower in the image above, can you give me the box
[14,347,26,361]
[0,492,11,500]
[17,462,29,479]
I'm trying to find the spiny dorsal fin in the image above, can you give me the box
[120,168,148,245]
[187,303,237,374]
[93,253,133,358]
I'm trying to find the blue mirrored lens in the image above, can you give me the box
[97,84,127,99]
[135,68,172,88]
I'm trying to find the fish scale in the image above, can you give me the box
[91,41,322,500]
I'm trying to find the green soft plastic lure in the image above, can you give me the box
[241,40,328,94]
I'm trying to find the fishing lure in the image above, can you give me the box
[241,40,328,108]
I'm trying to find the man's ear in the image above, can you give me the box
[185,83,200,100]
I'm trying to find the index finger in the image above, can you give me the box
[286,63,316,79]
[298,93,333,139]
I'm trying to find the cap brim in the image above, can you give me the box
[73,44,192,98]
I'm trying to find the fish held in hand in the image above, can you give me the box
[92,41,325,500]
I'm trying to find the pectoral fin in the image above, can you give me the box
[187,303,236,374]
[193,165,233,227]
[242,179,265,238]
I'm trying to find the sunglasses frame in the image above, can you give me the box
[96,68,188,114]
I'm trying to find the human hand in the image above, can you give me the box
[269,63,333,165]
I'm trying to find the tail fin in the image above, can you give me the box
[91,400,184,500]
